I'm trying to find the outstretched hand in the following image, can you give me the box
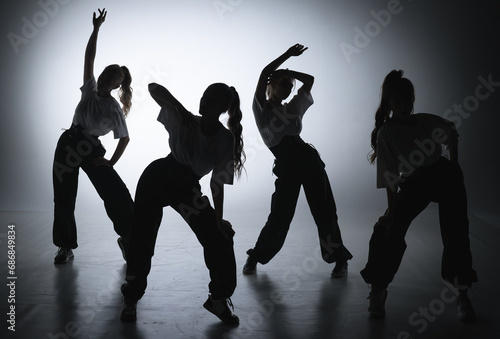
[286,44,308,57]
[93,8,107,29]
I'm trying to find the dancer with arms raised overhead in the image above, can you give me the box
[243,44,353,278]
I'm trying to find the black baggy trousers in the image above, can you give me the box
[52,124,133,249]
[123,154,237,301]
[360,157,478,288]
[247,136,353,265]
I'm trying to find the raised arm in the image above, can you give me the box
[148,82,197,127]
[83,8,107,83]
[275,69,314,94]
[255,44,308,106]
[148,83,190,113]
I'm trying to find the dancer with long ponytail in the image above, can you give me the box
[120,81,245,325]
[361,70,477,322]
[52,9,134,264]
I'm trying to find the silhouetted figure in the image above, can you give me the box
[243,44,353,277]
[120,81,245,325]
[52,9,133,264]
[360,70,477,322]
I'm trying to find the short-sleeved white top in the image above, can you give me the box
[253,87,314,148]
[377,113,458,191]
[157,105,235,185]
[72,77,129,139]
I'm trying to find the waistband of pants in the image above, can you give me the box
[68,124,100,142]
[400,157,451,183]
[270,135,307,158]
[166,153,202,182]
[269,135,321,162]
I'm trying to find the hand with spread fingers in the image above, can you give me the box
[286,43,308,57]
[93,8,107,29]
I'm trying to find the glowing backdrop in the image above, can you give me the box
[1,0,499,224]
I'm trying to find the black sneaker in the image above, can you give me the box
[117,237,129,261]
[54,247,74,264]
[203,294,239,325]
[331,260,348,278]
[242,256,257,274]
[457,290,475,322]
[368,288,387,319]
[120,297,137,322]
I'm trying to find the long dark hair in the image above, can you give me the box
[369,70,414,164]
[227,86,246,178]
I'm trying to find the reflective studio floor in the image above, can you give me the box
[1,203,499,339]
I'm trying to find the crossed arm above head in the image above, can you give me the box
[255,44,310,106]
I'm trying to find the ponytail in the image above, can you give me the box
[227,86,246,178]
[369,70,406,164]
[119,65,132,117]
